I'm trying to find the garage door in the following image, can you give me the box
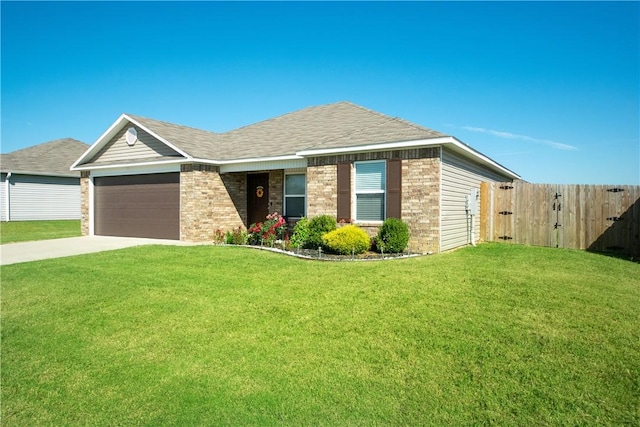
[94,173,180,240]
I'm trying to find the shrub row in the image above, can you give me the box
[218,213,410,255]
[291,215,409,255]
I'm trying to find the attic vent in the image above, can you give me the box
[125,127,138,146]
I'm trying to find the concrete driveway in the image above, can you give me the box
[0,236,196,266]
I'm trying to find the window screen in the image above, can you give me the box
[284,174,305,218]
[355,161,385,221]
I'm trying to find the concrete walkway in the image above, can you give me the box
[0,236,196,266]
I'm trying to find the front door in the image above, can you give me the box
[247,173,269,225]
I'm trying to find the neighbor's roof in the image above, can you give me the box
[1,138,89,177]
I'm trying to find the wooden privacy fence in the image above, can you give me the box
[480,182,640,258]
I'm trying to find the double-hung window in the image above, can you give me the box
[355,160,386,221]
[284,173,306,218]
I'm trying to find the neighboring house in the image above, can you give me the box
[71,102,520,253]
[1,138,89,221]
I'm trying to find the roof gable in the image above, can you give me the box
[126,114,220,159]
[1,138,89,176]
[87,122,183,165]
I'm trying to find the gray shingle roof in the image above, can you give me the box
[125,114,221,159]
[1,138,89,177]
[119,102,448,161]
[216,101,448,160]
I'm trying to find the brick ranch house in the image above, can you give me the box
[71,102,519,253]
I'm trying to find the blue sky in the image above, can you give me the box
[1,1,638,184]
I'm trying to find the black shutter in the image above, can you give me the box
[386,159,402,219]
[337,162,351,222]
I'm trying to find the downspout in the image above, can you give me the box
[5,172,11,222]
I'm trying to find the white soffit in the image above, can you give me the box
[219,157,307,173]
[88,162,181,177]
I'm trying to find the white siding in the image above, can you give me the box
[441,149,510,251]
[90,125,181,163]
[6,174,81,221]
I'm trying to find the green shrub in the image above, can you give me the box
[322,225,370,255]
[304,215,337,249]
[289,217,309,249]
[376,218,409,253]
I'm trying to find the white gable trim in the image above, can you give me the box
[125,115,191,158]
[70,114,191,171]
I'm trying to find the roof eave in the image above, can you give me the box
[71,158,190,172]
[1,169,79,178]
[296,136,520,180]
[295,137,452,156]
[445,137,521,180]
[70,114,193,170]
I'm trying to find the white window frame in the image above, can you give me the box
[354,160,386,223]
[284,171,306,218]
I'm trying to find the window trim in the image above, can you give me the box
[354,160,386,223]
[283,171,306,219]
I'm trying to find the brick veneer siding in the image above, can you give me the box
[306,148,441,253]
[306,164,338,218]
[80,172,90,236]
[402,155,440,254]
[268,170,284,215]
[180,164,246,242]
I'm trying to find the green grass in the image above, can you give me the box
[2,243,639,425]
[0,220,81,244]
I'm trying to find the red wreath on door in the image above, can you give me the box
[256,186,264,198]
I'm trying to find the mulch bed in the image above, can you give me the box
[243,245,422,261]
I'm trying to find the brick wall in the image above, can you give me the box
[306,164,338,218]
[180,164,246,242]
[402,156,440,254]
[268,170,284,215]
[305,148,441,253]
[220,172,247,226]
[80,172,90,236]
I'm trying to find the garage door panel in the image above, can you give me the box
[94,173,180,240]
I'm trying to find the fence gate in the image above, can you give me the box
[480,182,640,257]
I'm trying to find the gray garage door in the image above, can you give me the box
[94,173,180,240]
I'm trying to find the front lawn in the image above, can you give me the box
[2,244,639,425]
[0,220,81,244]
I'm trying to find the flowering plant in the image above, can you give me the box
[213,228,226,244]
[248,212,288,246]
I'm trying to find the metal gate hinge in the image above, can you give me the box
[498,211,513,215]
[554,223,562,229]
[498,235,513,240]
[607,216,622,221]
[607,188,624,193]
[499,185,514,190]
